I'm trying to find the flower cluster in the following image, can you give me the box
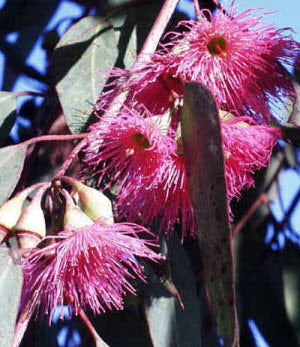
[84,2,297,236]
[2,179,164,321]
[11,1,299,327]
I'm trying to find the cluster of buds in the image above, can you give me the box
[0,183,47,249]
[0,178,163,320]
[84,1,297,237]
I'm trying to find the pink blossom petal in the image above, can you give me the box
[21,221,163,320]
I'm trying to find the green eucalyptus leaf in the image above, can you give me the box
[0,245,22,347]
[113,14,137,69]
[0,145,27,205]
[0,92,17,143]
[284,143,298,168]
[144,235,201,347]
[181,82,238,347]
[52,16,119,134]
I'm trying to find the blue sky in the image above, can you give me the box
[239,0,300,41]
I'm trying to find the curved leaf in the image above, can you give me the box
[144,235,202,347]
[0,145,27,205]
[181,82,238,346]
[0,245,22,347]
[52,16,118,133]
[0,92,17,143]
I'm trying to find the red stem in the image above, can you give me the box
[16,133,88,148]
[233,154,286,235]
[78,309,109,347]
[14,91,48,98]
[55,139,87,177]
[193,0,201,20]
[232,194,269,235]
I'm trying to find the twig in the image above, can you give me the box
[55,139,87,177]
[16,133,88,148]
[233,154,286,235]
[14,91,48,98]
[233,194,268,235]
[78,309,109,347]
[193,0,201,20]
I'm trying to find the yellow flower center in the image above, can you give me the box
[132,133,151,149]
[207,36,227,57]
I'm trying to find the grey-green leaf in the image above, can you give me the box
[181,82,238,347]
[0,245,22,347]
[0,92,17,143]
[113,16,137,69]
[144,235,202,347]
[52,16,119,134]
[0,145,27,205]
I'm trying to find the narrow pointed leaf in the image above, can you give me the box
[0,145,27,205]
[0,92,17,142]
[0,245,22,347]
[181,82,238,346]
[52,16,118,133]
[144,235,202,347]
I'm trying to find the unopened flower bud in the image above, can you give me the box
[14,188,47,249]
[61,177,114,225]
[63,192,93,229]
[0,185,43,243]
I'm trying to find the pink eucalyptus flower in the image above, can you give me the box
[21,221,163,320]
[94,60,182,116]
[117,153,195,237]
[222,116,281,199]
[84,106,176,189]
[117,117,280,237]
[127,54,182,115]
[163,2,299,121]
